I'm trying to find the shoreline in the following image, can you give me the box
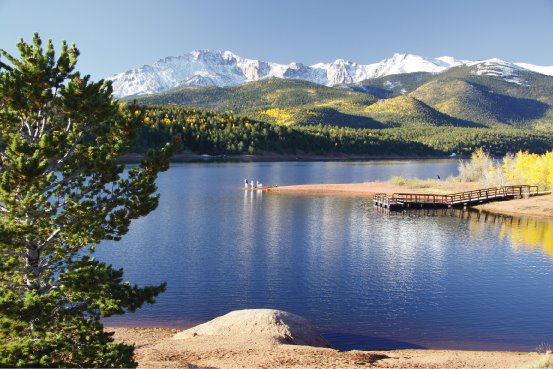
[270,181,553,219]
[119,151,463,163]
[108,326,544,368]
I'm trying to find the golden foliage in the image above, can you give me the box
[364,96,420,115]
[499,217,553,260]
[262,108,295,125]
[503,151,553,190]
[459,149,553,189]
[314,99,358,110]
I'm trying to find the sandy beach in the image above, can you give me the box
[109,327,544,368]
[475,195,553,219]
[269,181,481,195]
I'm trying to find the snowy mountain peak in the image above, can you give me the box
[390,52,410,60]
[513,62,553,76]
[107,50,553,97]
[369,53,449,77]
[434,56,466,67]
[333,58,355,65]
[466,58,528,85]
[467,58,512,67]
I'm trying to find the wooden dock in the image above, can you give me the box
[374,185,540,211]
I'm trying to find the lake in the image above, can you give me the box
[97,160,553,351]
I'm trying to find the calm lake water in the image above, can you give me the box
[98,160,553,351]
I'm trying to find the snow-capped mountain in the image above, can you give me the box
[465,58,529,85]
[107,50,553,97]
[513,62,553,77]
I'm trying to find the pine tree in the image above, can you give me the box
[0,34,173,367]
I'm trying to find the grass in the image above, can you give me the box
[522,355,553,369]
[387,176,482,194]
[389,176,439,189]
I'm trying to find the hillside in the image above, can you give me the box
[363,95,482,127]
[409,79,549,127]
[342,72,435,98]
[132,106,553,156]
[344,63,553,129]
[136,78,383,128]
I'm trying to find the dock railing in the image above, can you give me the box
[373,184,542,211]
[502,185,539,197]
[391,193,454,206]
[448,187,505,205]
[373,193,395,207]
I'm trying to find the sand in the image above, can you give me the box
[109,327,543,368]
[269,181,481,196]
[475,194,553,219]
[174,309,331,348]
[107,309,546,368]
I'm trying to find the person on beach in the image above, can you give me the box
[245,179,249,187]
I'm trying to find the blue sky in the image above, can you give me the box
[1,0,552,79]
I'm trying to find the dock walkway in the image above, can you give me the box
[374,185,540,211]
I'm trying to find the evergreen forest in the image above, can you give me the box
[132,106,553,157]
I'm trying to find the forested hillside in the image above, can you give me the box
[132,106,553,157]
[347,64,553,129]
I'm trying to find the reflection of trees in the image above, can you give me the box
[498,216,553,259]
[376,207,553,259]
[463,211,553,259]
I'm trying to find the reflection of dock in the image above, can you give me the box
[375,206,518,221]
[374,185,541,211]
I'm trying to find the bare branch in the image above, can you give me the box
[38,227,61,251]
[19,115,33,137]
[56,132,82,165]
[0,150,14,163]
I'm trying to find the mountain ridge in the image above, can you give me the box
[108,50,553,97]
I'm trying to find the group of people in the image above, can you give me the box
[244,179,262,189]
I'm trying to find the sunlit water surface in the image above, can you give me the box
[97,161,553,351]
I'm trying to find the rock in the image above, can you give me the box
[173,309,331,348]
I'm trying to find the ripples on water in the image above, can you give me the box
[98,161,553,351]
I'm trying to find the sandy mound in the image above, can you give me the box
[173,309,331,348]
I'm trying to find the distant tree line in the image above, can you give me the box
[131,106,553,157]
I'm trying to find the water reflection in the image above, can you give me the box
[497,215,553,259]
[377,207,553,259]
[98,162,553,351]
